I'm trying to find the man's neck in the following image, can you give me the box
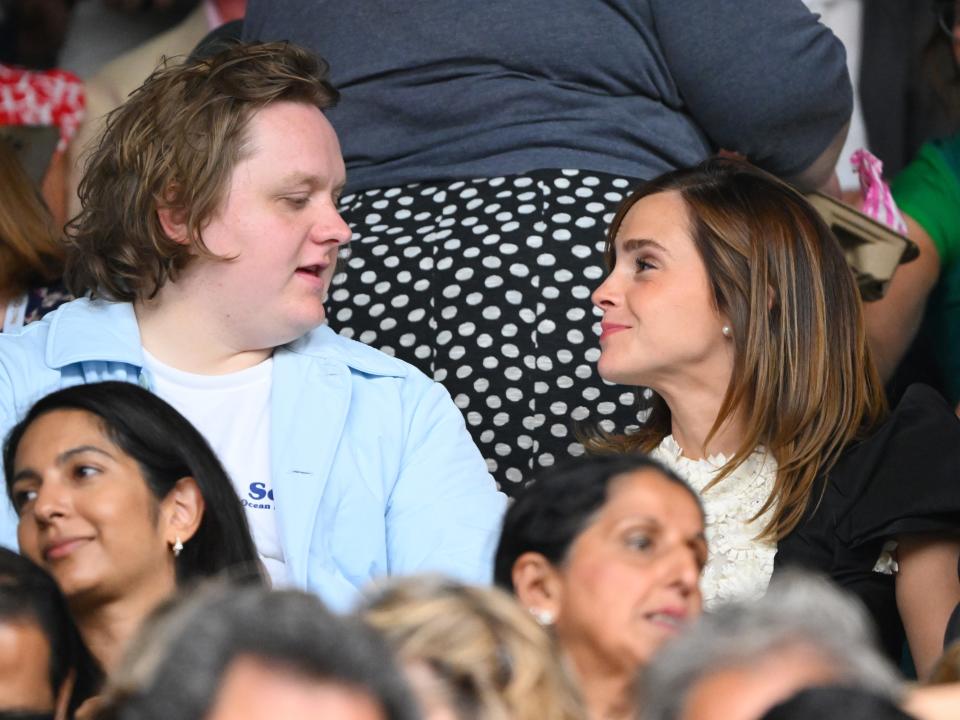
[135,295,271,376]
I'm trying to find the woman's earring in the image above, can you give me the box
[529,607,555,626]
[721,325,732,338]
[172,537,183,558]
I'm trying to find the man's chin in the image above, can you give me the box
[268,311,328,348]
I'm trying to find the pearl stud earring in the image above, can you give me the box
[529,607,555,626]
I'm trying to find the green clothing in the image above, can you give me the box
[892,135,960,403]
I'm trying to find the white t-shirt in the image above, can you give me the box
[142,349,288,586]
[802,0,867,190]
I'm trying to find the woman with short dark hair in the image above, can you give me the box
[4,381,261,671]
[494,454,706,720]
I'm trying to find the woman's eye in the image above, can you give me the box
[74,465,99,479]
[634,257,655,272]
[284,196,309,208]
[625,534,652,551]
[11,488,37,513]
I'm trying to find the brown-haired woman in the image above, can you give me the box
[590,157,960,679]
[0,139,71,332]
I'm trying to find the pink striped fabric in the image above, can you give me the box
[851,148,908,233]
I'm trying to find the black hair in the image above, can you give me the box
[0,548,102,716]
[760,685,917,720]
[493,454,703,591]
[3,382,261,585]
[97,585,419,720]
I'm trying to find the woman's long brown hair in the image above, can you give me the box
[587,159,888,541]
[0,139,63,300]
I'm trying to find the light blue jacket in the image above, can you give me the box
[0,299,506,610]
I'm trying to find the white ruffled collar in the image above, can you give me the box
[655,434,733,468]
[652,435,778,606]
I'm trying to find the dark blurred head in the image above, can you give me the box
[760,685,917,720]
[96,584,419,720]
[0,548,100,717]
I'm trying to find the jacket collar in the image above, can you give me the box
[285,325,407,378]
[45,298,144,369]
[44,298,407,378]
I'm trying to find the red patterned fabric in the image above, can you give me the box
[0,65,85,151]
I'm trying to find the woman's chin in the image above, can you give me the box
[596,360,645,388]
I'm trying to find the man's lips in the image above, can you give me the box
[295,263,328,276]
[599,322,630,341]
[294,263,330,288]
[42,537,91,562]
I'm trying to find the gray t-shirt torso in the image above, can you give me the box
[244,0,851,194]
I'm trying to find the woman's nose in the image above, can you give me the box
[591,273,621,310]
[32,481,71,524]
[663,544,703,599]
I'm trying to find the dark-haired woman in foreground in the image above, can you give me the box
[494,454,706,720]
[4,382,260,672]
[591,158,960,677]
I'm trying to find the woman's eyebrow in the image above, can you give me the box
[55,445,115,465]
[11,445,115,485]
[619,237,670,256]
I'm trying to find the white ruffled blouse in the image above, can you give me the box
[651,435,778,607]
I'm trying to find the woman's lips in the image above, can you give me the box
[43,537,91,562]
[599,322,630,341]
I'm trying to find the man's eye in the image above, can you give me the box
[285,197,309,208]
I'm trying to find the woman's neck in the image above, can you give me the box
[71,580,175,672]
[655,375,746,461]
[567,650,636,720]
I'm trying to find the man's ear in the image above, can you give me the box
[512,551,564,623]
[156,202,190,246]
[161,476,205,546]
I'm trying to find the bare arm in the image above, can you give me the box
[896,535,960,680]
[863,214,942,381]
[904,683,960,719]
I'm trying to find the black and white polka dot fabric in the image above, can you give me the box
[331,169,643,494]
